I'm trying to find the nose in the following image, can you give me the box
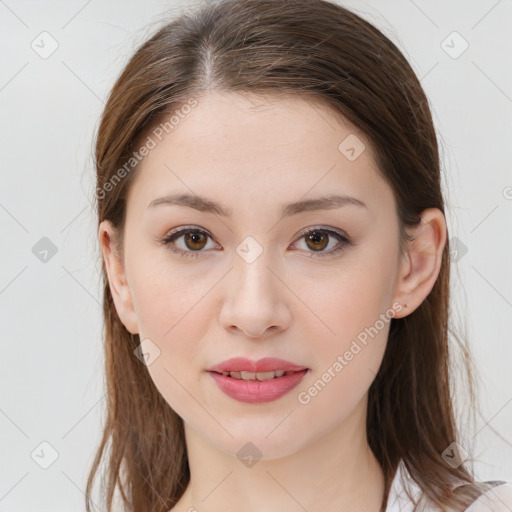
[219,252,292,339]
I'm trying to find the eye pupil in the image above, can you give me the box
[306,231,328,251]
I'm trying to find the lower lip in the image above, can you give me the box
[208,370,309,403]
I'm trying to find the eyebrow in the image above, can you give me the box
[147,193,368,217]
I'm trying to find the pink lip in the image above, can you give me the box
[208,370,308,403]
[207,357,307,373]
[206,357,309,404]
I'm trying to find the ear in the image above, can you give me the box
[98,220,139,334]
[391,208,447,319]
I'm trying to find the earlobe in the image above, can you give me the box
[392,208,447,318]
[98,220,139,334]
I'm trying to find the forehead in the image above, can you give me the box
[161,91,367,160]
[126,91,393,216]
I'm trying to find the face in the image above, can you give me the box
[100,91,409,459]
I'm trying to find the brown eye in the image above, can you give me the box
[160,227,217,259]
[304,231,329,252]
[293,227,352,259]
[183,231,208,250]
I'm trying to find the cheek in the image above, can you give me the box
[295,271,392,422]
[130,268,214,413]
[130,257,212,338]
[127,262,216,384]
[298,251,397,345]
[294,243,397,387]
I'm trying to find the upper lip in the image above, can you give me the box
[207,357,308,373]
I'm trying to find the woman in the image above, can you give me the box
[89,0,512,510]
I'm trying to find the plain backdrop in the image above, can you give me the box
[0,0,511,510]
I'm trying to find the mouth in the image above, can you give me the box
[210,369,300,381]
[206,357,309,403]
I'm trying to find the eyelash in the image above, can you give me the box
[159,225,353,260]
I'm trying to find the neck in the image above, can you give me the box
[174,398,385,512]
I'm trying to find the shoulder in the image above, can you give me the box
[385,463,512,512]
[464,482,512,512]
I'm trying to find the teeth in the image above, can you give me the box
[223,370,290,380]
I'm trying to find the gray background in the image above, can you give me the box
[0,0,511,510]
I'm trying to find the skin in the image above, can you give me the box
[99,91,446,512]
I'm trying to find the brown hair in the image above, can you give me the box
[88,0,492,510]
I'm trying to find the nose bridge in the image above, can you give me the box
[233,242,279,308]
[219,240,290,337]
